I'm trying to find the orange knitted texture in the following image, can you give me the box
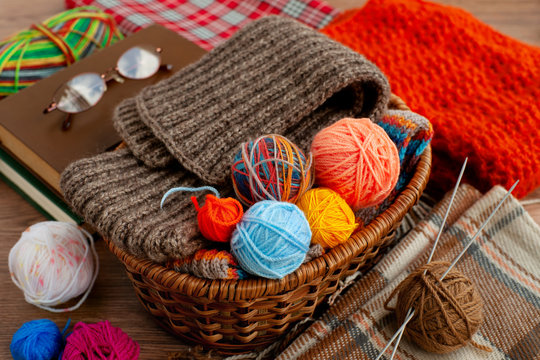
[322,0,540,198]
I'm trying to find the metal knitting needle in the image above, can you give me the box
[440,179,519,279]
[374,308,414,360]
[389,309,408,360]
[382,179,519,360]
[374,158,468,360]
[425,157,468,265]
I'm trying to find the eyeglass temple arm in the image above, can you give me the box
[62,113,73,131]
[44,102,57,114]
[155,48,172,72]
[154,47,171,72]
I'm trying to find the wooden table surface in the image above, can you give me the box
[1,0,539,359]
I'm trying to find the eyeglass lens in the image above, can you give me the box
[51,46,161,115]
[117,46,161,80]
[53,73,107,113]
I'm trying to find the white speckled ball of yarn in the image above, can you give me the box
[8,221,98,312]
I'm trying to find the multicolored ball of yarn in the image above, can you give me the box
[8,221,99,312]
[10,319,67,360]
[169,249,247,280]
[62,321,140,359]
[231,200,311,279]
[311,118,400,211]
[161,186,243,243]
[231,134,313,206]
[0,6,122,97]
[296,187,358,249]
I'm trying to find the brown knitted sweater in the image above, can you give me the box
[61,16,391,262]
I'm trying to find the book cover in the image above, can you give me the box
[0,24,206,195]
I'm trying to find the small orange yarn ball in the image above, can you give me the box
[311,118,400,211]
[191,194,243,243]
[296,188,357,249]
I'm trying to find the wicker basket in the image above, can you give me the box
[106,95,431,354]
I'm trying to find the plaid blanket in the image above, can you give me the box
[65,0,338,50]
[278,185,540,360]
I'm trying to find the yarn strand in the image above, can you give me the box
[62,318,72,335]
[160,186,220,209]
[520,198,540,206]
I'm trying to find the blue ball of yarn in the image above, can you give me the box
[231,200,311,279]
[11,319,63,360]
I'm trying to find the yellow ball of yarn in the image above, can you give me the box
[296,188,358,249]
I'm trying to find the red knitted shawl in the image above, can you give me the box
[322,0,540,198]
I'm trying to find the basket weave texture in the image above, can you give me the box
[106,95,431,353]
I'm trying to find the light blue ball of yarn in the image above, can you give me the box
[11,319,63,360]
[231,200,311,279]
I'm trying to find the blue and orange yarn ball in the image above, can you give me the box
[231,134,313,206]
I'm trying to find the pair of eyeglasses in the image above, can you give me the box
[44,45,172,130]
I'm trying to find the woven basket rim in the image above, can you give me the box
[106,95,432,301]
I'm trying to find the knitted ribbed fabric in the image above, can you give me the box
[322,0,540,198]
[61,148,209,262]
[113,16,390,184]
[61,16,391,262]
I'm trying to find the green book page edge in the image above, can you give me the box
[0,147,82,224]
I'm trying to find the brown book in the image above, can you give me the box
[0,24,206,196]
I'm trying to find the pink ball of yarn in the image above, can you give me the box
[311,118,400,210]
[62,321,139,360]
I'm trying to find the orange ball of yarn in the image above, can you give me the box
[311,118,400,211]
[191,194,243,243]
[388,261,488,354]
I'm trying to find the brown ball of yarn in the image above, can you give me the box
[386,261,490,354]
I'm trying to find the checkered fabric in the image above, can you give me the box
[65,0,339,50]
